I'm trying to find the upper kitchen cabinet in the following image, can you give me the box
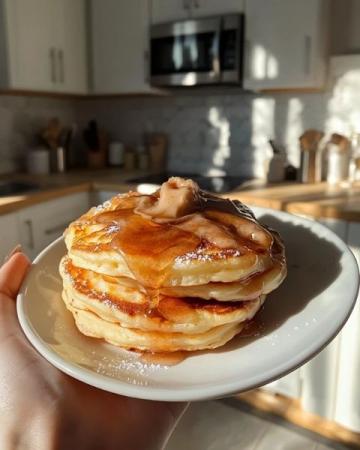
[190,0,244,18]
[0,0,87,93]
[151,0,190,23]
[151,0,244,23]
[244,0,329,90]
[90,0,153,94]
[57,0,88,94]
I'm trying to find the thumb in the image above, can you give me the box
[0,253,31,300]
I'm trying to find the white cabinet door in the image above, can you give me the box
[4,0,57,91]
[263,371,301,399]
[334,222,360,431]
[244,0,328,90]
[151,0,190,24]
[264,218,347,404]
[3,0,88,93]
[91,0,153,94]
[0,212,20,261]
[299,218,347,419]
[191,0,244,17]
[17,193,89,260]
[56,0,88,93]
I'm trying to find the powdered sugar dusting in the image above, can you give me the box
[91,350,169,385]
[175,248,242,265]
[106,224,121,234]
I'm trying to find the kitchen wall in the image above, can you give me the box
[0,84,357,179]
[76,91,329,178]
[0,96,76,174]
[2,0,360,178]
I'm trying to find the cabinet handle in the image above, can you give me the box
[44,223,69,236]
[304,35,311,75]
[144,50,149,83]
[24,220,34,250]
[58,49,65,83]
[49,47,56,83]
[244,39,251,80]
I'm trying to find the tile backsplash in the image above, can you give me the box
[0,96,76,174]
[2,79,359,179]
[76,91,329,178]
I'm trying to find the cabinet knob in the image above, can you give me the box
[304,35,312,76]
[24,220,34,250]
[58,49,65,83]
[44,223,70,236]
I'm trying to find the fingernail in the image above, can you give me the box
[3,244,22,263]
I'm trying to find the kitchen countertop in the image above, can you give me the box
[2,170,360,222]
[0,169,148,215]
[227,181,360,222]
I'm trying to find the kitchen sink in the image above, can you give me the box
[0,181,40,197]
[127,173,252,194]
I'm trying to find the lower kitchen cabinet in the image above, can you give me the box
[0,212,21,261]
[299,218,347,419]
[264,217,347,403]
[263,215,360,432]
[263,371,301,399]
[0,190,125,262]
[333,222,360,431]
[17,192,89,260]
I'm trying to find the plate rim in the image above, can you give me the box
[16,209,360,401]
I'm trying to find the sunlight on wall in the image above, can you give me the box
[252,45,267,79]
[251,98,275,178]
[326,70,360,135]
[285,98,304,166]
[203,106,230,176]
[267,54,279,79]
[252,45,279,80]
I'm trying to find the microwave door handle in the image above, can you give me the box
[212,50,220,78]
[212,27,221,80]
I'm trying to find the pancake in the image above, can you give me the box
[61,252,284,303]
[60,256,265,334]
[63,290,246,352]
[64,183,278,288]
[161,262,286,301]
[61,177,287,353]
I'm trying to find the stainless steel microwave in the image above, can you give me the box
[150,14,244,87]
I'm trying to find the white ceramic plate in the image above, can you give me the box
[17,207,359,401]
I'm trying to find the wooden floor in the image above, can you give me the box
[236,389,360,449]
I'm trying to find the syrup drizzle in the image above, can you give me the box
[91,190,273,292]
[68,182,284,361]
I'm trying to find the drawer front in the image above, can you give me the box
[0,212,20,261]
[17,192,90,259]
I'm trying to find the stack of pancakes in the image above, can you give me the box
[60,178,286,353]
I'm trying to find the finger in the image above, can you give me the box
[0,253,31,300]
[3,244,22,264]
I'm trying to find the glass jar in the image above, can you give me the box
[349,133,360,183]
[326,143,349,185]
